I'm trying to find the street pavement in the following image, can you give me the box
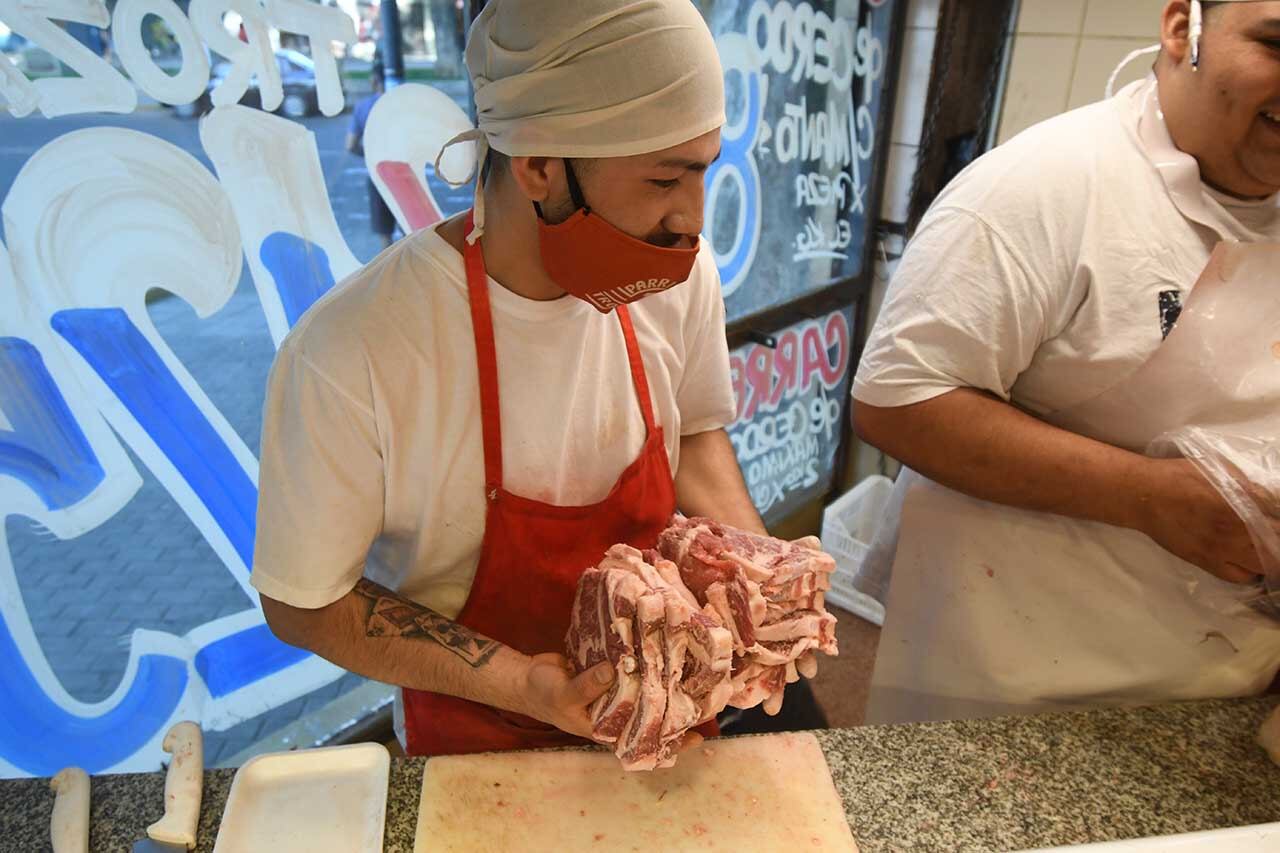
[1,87,470,769]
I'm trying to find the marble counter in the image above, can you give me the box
[3,697,1277,852]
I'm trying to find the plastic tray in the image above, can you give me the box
[212,742,390,853]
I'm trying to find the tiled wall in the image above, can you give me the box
[998,0,1166,144]
[879,0,940,225]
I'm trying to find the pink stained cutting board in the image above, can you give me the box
[412,732,858,852]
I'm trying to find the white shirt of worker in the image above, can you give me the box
[250,229,736,735]
[853,77,1280,724]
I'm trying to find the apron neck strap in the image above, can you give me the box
[615,305,658,434]
[463,212,504,498]
[461,211,662,498]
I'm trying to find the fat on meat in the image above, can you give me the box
[567,517,840,769]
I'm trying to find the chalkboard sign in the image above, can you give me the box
[697,0,900,325]
[727,304,856,523]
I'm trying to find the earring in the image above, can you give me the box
[1190,0,1203,71]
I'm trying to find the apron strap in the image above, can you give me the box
[463,212,503,498]
[616,305,659,435]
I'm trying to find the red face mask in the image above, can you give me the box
[535,160,700,313]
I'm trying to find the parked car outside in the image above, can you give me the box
[173,49,330,119]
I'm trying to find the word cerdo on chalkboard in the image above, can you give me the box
[0,0,354,119]
[699,0,898,325]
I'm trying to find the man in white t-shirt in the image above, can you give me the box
[250,0,785,755]
[853,0,1280,723]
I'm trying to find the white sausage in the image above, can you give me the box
[49,766,89,853]
[146,721,204,849]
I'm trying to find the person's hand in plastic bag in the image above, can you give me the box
[1137,457,1268,585]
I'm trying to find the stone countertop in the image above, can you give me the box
[3,697,1278,852]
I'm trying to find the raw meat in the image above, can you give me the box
[657,516,838,713]
[566,545,733,770]
[656,522,767,649]
[566,517,840,770]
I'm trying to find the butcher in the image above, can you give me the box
[853,0,1280,723]
[250,0,813,756]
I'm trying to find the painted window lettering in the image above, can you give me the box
[0,0,354,118]
[727,311,852,517]
[704,0,886,305]
[0,107,383,775]
[0,0,135,117]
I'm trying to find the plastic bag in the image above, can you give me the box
[1148,426,1280,618]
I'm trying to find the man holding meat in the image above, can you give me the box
[853,0,1280,723]
[250,0,818,756]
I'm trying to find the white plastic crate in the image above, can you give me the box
[821,475,894,626]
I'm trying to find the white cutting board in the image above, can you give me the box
[413,732,858,852]
[212,742,390,853]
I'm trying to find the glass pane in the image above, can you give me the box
[0,0,470,777]
[694,0,900,324]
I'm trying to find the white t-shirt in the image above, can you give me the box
[250,225,736,616]
[854,78,1280,417]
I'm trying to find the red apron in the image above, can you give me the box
[402,214,717,756]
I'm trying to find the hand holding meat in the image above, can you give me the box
[517,653,617,740]
[567,516,839,769]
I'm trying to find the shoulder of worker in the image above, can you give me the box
[272,230,459,407]
[918,87,1152,265]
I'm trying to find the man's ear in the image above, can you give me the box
[1160,0,1193,65]
[508,156,564,204]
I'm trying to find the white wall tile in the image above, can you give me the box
[1017,0,1087,35]
[880,142,918,224]
[996,34,1078,144]
[1068,37,1156,109]
[906,0,941,30]
[890,26,936,146]
[1082,0,1166,40]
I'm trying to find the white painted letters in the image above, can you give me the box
[263,0,355,117]
[0,0,135,116]
[111,0,210,105]
[189,0,280,110]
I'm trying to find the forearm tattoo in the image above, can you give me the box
[354,578,501,668]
